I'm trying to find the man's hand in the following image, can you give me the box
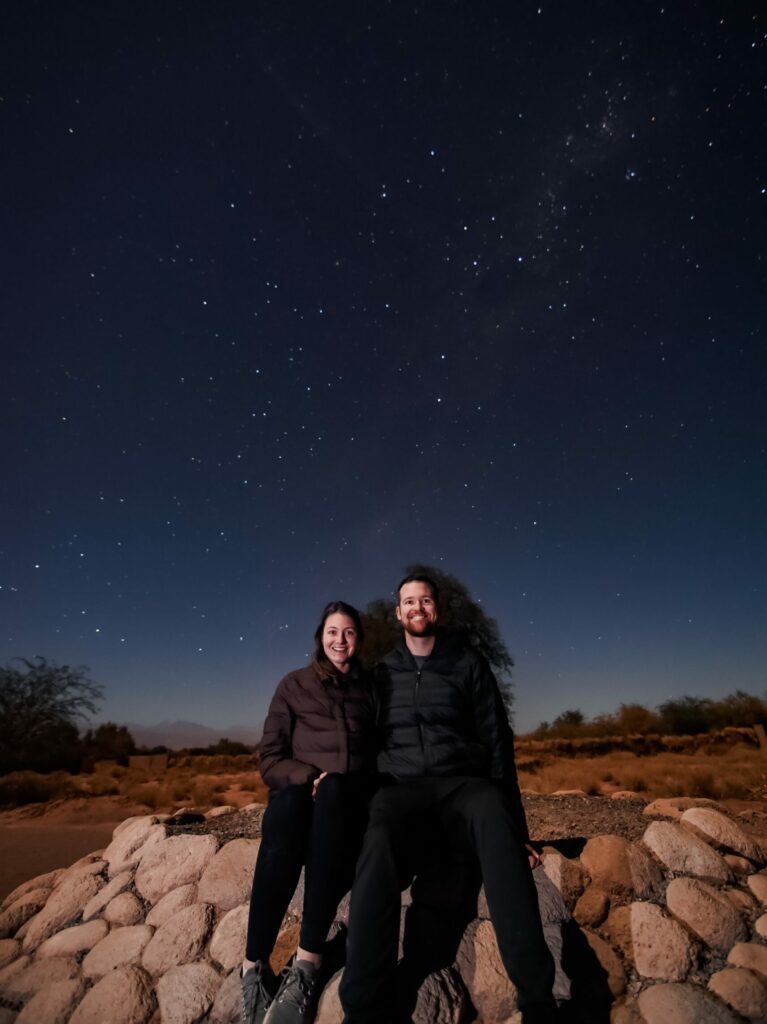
[525,843,542,869]
[312,772,328,799]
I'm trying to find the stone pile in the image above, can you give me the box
[0,796,766,1023]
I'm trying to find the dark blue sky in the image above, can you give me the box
[2,2,765,734]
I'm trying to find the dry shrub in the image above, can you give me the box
[0,771,75,807]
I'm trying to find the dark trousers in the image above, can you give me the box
[340,777,556,1022]
[245,773,376,961]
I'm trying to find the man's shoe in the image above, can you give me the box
[264,959,319,1024]
[241,961,276,1024]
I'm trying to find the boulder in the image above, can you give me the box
[727,942,767,977]
[681,808,765,863]
[197,838,260,911]
[36,919,109,958]
[411,966,470,1023]
[642,821,732,883]
[455,919,518,1021]
[0,938,20,969]
[104,892,144,926]
[315,969,343,1024]
[82,924,154,978]
[723,854,753,875]
[135,835,219,904]
[141,902,214,976]
[611,791,644,801]
[103,818,166,877]
[1,870,62,910]
[580,836,663,899]
[610,999,643,1023]
[581,930,626,997]
[746,873,767,907]
[208,966,242,1024]
[82,871,134,920]
[155,962,222,1024]
[540,849,588,908]
[0,888,51,939]
[22,867,104,952]
[665,877,747,953]
[643,797,717,820]
[209,905,249,972]
[206,805,237,818]
[754,913,767,939]
[726,888,757,913]
[624,902,696,981]
[14,976,84,1024]
[708,967,767,1022]
[0,955,80,1003]
[637,981,741,1023]
[145,883,198,928]
[69,965,155,1024]
[574,887,610,927]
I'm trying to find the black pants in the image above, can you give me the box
[245,773,376,961]
[340,777,556,1022]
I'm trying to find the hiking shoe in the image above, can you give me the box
[264,959,319,1024]
[241,962,276,1024]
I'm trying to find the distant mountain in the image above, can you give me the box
[122,719,262,751]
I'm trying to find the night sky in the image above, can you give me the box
[2,3,765,736]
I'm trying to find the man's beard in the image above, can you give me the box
[402,618,436,638]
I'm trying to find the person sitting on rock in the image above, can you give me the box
[241,601,377,1024]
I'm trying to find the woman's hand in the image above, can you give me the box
[525,843,543,869]
[312,772,328,799]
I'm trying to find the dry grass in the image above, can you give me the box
[517,742,767,800]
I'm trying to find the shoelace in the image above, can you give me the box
[276,965,313,1010]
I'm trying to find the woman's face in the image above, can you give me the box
[322,613,359,673]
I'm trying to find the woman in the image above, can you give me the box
[241,601,377,1024]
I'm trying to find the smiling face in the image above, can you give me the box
[321,612,359,673]
[396,580,438,637]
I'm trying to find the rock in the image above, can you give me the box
[611,791,644,801]
[610,999,643,1023]
[0,938,20,968]
[601,905,632,954]
[197,839,260,911]
[103,818,166,877]
[723,854,753,874]
[642,821,732,883]
[727,942,767,977]
[209,905,249,972]
[666,878,747,953]
[582,930,626,997]
[0,889,51,939]
[69,965,155,1024]
[455,919,517,1021]
[112,814,162,839]
[637,981,741,1023]
[206,805,236,818]
[155,962,222,1024]
[747,873,767,907]
[681,807,765,863]
[104,892,144,925]
[22,864,104,952]
[726,888,757,913]
[411,967,469,1023]
[315,969,343,1024]
[0,956,80,1004]
[54,857,105,889]
[14,976,84,1024]
[1,870,62,910]
[82,871,134,920]
[82,924,154,978]
[135,835,219,904]
[541,849,588,908]
[36,919,109,958]
[208,967,242,1024]
[552,788,588,797]
[643,797,717,820]
[754,913,767,938]
[709,967,767,1021]
[628,902,696,981]
[145,884,198,928]
[574,887,610,927]
[580,835,663,899]
[142,902,214,976]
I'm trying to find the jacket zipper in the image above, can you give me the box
[414,669,428,772]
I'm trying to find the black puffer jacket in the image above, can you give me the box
[259,665,376,790]
[374,634,529,841]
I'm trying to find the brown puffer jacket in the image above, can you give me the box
[259,665,377,790]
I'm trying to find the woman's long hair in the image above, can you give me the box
[311,600,364,681]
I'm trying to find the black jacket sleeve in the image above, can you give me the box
[259,677,318,790]
[470,656,530,844]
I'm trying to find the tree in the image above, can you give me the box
[656,695,714,736]
[81,722,137,766]
[362,564,516,720]
[0,657,103,773]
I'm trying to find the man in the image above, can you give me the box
[339,574,557,1024]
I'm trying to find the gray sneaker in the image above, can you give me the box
[264,960,319,1024]
[241,962,275,1024]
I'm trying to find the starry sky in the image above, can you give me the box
[2,2,765,736]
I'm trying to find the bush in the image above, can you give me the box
[0,771,75,807]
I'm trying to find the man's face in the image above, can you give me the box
[396,580,438,637]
